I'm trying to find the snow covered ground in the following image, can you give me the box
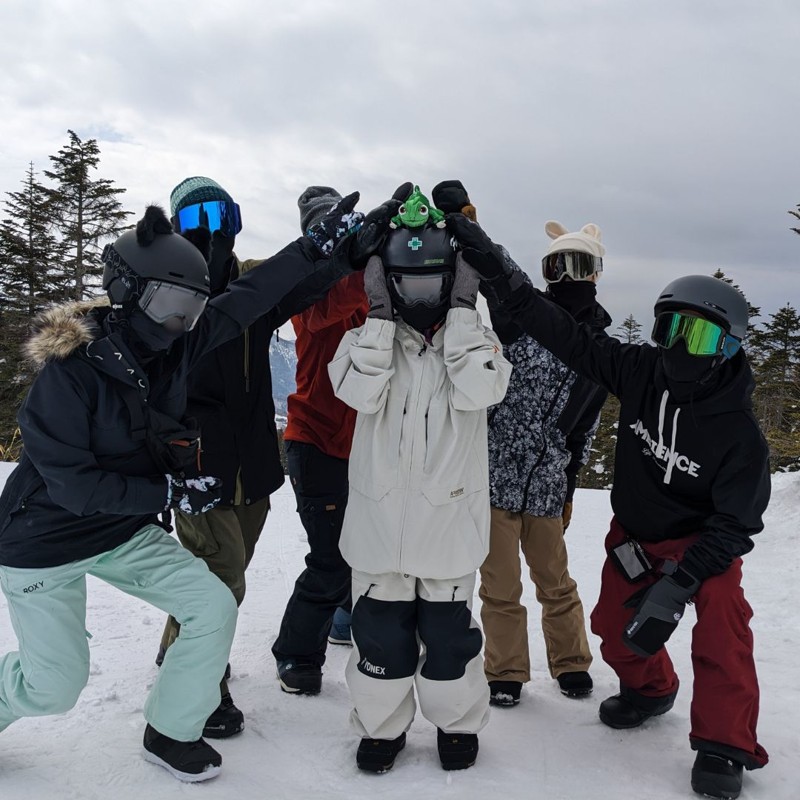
[0,460,797,800]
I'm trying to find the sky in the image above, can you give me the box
[1,0,799,336]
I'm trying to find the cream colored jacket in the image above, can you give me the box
[328,308,511,578]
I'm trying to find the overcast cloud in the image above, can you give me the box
[1,0,798,335]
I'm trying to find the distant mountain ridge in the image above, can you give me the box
[269,335,297,423]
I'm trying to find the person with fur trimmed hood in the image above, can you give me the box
[328,184,511,775]
[480,217,610,708]
[447,212,770,800]
[0,199,397,782]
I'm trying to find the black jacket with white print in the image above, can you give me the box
[487,291,611,518]
[499,282,770,581]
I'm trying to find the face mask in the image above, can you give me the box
[127,309,183,354]
[546,280,597,316]
[660,339,717,384]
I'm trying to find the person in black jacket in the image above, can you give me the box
[0,200,395,782]
[448,213,770,800]
[156,176,316,737]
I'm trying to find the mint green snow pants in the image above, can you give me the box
[0,524,237,741]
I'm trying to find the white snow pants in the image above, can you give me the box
[346,569,490,740]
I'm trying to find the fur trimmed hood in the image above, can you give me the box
[24,298,110,367]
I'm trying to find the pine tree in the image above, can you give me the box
[749,304,800,469]
[712,269,760,339]
[0,162,62,315]
[578,393,620,490]
[616,314,643,343]
[44,130,132,301]
[789,203,800,236]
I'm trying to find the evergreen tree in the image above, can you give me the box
[789,203,800,236]
[578,393,620,490]
[44,130,132,300]
[0,162,62,315]
[712,269,760,339]
[750,304,800,469]
[616,314,643,343]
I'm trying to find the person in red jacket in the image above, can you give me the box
[271,186,372,694]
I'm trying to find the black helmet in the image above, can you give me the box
[102,206,210,331]
[654,274,749,341]
[380,226,457,331]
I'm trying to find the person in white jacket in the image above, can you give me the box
[328,215,512,775]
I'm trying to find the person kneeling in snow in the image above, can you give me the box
[0,199,390,783]
[447,213,770,800]
[328,186,511,774]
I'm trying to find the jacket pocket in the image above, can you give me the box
[0,464,45,535]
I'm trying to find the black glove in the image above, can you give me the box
[446,213,505,279]
[391,182,414,202]
[165,475,223,515]
[306,191,364,257]
[432,180,477,221]
[344,197,403,268]
[622,563,701,657]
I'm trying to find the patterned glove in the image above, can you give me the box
[364,256,393,320]
[306,191,364,256]
[562,501,573,532]
[622,563,701,657]
[450,253,480,310]
[165,475,223,515]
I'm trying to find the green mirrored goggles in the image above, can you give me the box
[651,311,741,358]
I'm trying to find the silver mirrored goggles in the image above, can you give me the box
[388,272,454,306]
[138,280,209,332]
[542,251,603,283]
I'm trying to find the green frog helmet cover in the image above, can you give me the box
[380,226,457,331]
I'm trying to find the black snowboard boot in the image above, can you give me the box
[691,752,743,799]
[202,692,244,739]
[437,728,479,771]
[356,732,407,773]
[557,671,594,698]
[489,680,522,707]
[598,687,676,729]
[142,724,222,782]
[277,659,322,695]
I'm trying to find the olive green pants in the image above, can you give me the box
[479,507,592,683]
[159,497,269,695]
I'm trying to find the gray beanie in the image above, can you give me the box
[298,185,342,233]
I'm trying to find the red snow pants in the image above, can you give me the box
[590,518,768,769]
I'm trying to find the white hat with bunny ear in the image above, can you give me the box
[544,220,605,258]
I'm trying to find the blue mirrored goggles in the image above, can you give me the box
[172,200,242,237]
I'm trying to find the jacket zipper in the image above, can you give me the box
[397,341,427,570]
[520,372,569,512]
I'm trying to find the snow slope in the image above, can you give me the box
[0,461,797,800]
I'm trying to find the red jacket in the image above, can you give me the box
[284,271,368,459]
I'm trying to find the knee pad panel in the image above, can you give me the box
[417,599,482,681]
[352,596,418,680]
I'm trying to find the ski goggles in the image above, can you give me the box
[542,251,603,283]
[138,280,209,332]
[388,271,454,306]
[651,311,741,358]
[171,200,242,238]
